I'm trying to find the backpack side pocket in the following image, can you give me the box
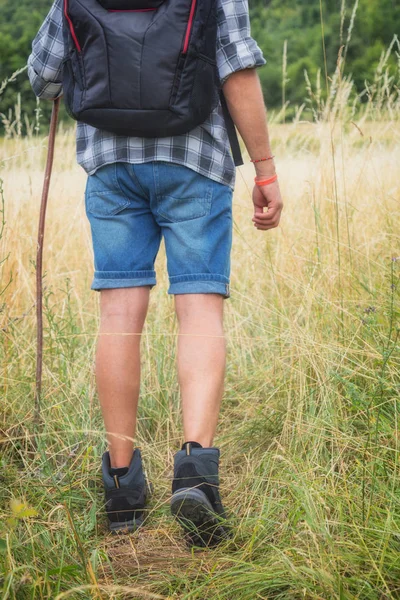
[62,49,86,118]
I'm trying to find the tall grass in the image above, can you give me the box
[0,11,399,600]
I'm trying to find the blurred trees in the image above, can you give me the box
[250,0,400,115]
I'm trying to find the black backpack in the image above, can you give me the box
[62,0,243,165]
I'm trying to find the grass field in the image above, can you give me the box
[1,51,400,598]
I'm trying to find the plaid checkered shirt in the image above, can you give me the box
[27,0,266,190]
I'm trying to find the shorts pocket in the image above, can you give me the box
[154,162,213,223]
[85,163,131,217]
[156,194,212,222]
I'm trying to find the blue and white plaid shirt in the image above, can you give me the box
[27,0,266,190]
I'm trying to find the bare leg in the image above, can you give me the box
[174,293,226,447]
[95,287,150,468]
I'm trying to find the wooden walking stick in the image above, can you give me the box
[34,97,61,425]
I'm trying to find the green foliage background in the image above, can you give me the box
[250,0,400,110]
[1,0,399,126]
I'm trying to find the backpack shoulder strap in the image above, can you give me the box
[219,89,244,167]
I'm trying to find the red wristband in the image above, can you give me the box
[250,155,275,163]
[254,174,278,187]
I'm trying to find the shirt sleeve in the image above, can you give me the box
[27,0,66,100]
[216,0,266,86]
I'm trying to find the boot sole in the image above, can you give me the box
[170,487,232,547]
[109,514,145,534]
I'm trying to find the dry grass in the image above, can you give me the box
[0,113,399,598]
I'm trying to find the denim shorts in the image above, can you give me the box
[84,161,233,299]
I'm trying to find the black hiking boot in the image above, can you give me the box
[170,441,233,547]
[101,447,152,534]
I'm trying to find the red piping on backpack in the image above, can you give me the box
[64,0,82,52]
[182,0,197,54]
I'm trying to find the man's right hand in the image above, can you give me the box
[252,180,283,231]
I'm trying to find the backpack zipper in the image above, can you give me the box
[64,0,82,52]
[182,0,197,55]
[108,8,157,11]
